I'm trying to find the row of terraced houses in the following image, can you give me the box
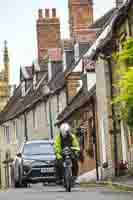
[0,0,133,188]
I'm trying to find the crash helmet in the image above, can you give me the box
[59,123,71,138]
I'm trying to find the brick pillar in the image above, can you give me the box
[66,72,81,103]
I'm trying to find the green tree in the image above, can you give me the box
[113,37,133,128]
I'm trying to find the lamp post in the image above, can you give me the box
[41,84,53,139]
[24,112,28,142]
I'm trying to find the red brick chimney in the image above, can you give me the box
[36,8,61,66]
[68,0,94,40]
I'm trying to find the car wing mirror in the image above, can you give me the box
[16,153,22,157]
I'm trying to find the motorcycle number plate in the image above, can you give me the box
[41,167,54,173]
[63,162,72,167]
[63,163,67,167]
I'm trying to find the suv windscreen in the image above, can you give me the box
[23,143,55,155]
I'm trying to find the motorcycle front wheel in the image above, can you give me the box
[64,167,72,192]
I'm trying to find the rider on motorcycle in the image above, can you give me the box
[54,123,80,184]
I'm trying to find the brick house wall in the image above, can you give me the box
[66,72,81,103]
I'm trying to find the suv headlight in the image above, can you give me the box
[23,159,33,166]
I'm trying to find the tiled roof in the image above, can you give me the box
[48,70,66,92]
[56,85,96,125]
[0,84,22,123]
[89,8,117,29]
[0,64,66,123]
[97,0,132,52]
[0,83,44,124]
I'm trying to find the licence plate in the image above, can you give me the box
[41,167,54,173]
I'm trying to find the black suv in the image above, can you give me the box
[11,140,56,187]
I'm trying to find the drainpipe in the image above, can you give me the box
[91,97,99,181]
[49,95,53,139]
[107,57,118,177]
[24,112,28,142]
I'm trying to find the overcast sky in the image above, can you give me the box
[0,0,115,85]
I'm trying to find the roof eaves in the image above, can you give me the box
[97,0,133,52]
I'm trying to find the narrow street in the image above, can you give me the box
[0,0,133,198]
[0,185,133,200]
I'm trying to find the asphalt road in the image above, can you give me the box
[0,184,133,200]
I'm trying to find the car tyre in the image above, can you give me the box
[13,166,23,188]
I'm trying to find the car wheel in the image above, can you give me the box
[11,167,15,188]
[22,182,28,188]
[13,166,22,188]
[42,182,48,186]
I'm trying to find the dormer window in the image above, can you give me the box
[63,49,73,71]
[21,81,26,96]
[87,72,96,91]
[42,84,50,96]
[74,42,79,62]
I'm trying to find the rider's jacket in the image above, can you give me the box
[54,133,80,160]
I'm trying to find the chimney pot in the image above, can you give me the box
[52,8,56,17]
[38,9,43,19]
[45,9,50,17]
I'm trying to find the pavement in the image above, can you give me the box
[0,184,133,200]
[77,168,133,191]
[80,175,133,192]
[77,168,99,183]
